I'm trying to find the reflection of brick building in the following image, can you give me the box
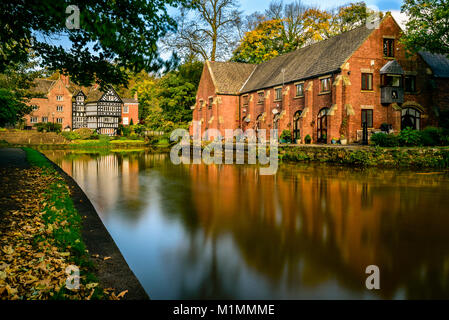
[25,75,139,135]
[191,14,449,143]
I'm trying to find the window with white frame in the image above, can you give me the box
[56,118,63,124]
[42,117,48,123]
[56,95,63,101]
[123,117,129,125]
[57,105,63,112]
[32,105,38,110]
[123,105,129,113]
[30,117,38,123]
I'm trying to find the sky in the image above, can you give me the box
[239,0,407,27]
[36,0,408,66]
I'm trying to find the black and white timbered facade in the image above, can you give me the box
[72,87,123,135]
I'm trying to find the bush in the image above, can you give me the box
[34,122,62,133]
[398,128,422,146]
[370,132,400,147]
[420,127,447,146]
[73,128,94,139]
[60,131,81,140]
[304,134,312,144]
[280,130,292,143]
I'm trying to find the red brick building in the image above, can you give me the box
[191,14,449,143]
[24,75,139,135]
[121,97,139,126]
[24,75,73,130]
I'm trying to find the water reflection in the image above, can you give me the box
[44,150,449,299]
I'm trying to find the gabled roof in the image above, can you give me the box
[241,25,375,93]
[380,60,404,74]
[419,51,449,78]
[207,61,256,94]
[29,79,56,95]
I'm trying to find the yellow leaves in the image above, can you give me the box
[85,283,98,289]
[0,165,126,301]
[2,246,14,255]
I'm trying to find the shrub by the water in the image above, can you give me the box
[371,127,449,147]
[34,122,62,133]
[280,130,292,143]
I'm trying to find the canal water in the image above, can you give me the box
[43,150,449,299]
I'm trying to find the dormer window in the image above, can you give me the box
[56,95,63,101]
[76,95,84,102]
[383,38,394,58]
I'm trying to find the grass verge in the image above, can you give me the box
[19,148,119,299]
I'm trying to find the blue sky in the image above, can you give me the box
[37,0,407,64]
[239,0,403,13]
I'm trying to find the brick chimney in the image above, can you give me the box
[60,74,70,86]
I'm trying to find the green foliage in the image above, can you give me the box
[401,0,449,58]
[73,128,95,140]
[60,131,81,141]
[34,122,62,133]
[280,129,292,143]
[0,88,32,127]
[371,127,449,147]
[370,132,400,147]
[0,0,189,88]
[134,61,202,131]
[398,128,422,146]
[304,134,312,144]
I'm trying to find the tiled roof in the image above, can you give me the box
[207,61,256,94]
[122,98,138,103]
[419,51,449,78]
[241,25,375,93]
[29,79,56,95]
[380,60,404,74]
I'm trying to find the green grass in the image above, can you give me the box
[22,147,105,299]
[110,139,145,144]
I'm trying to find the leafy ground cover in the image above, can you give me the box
[0,148,126,299]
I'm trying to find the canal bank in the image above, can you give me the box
[0,147,148,300]
[279,145,449,168]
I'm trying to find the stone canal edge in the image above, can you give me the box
[39,150,149,300]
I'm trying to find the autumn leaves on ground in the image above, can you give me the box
[0,148,125,300]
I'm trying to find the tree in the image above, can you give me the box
[231,1,374,64]
[0,56,43,126]
[0,0,188,88]
[401,0,449,57]
[134,61,203,130]
[163,0,243,62]
[265,0,309,50]
[157,61,203,123]
[231,20,286,64]
[333,2,372,33]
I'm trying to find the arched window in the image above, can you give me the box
[401,107,421,130]
[293,110,302,141]
[317,108,329,143]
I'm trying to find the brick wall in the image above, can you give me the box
[24,78,73,129]
[191,15,449,143]
[122,103,139,125]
